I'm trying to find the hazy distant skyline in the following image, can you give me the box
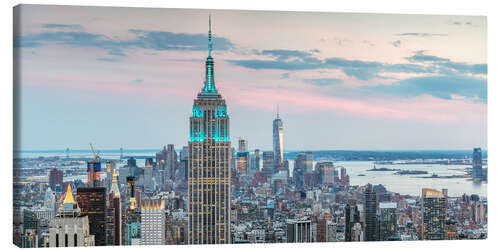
[14,5,487,150]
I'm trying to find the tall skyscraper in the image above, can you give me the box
[180,146,189,180]
[166,144,178,180]
[273,107,284,167]
[344,200,360,242]
[236,152,249,175]
[379,202,398,241]
[293,153,306,189]
[141,199,165,245]
[144,160,153,193]
[76,187,107,246]
[188,16,231,244]
[156,146,168,185]
[87,156,102,188]
[364,185,378,241]
[238,138,248,152]
[421,188,446,240]
[262,151,274,179]
[253,149,261,172]
[472,148,483,182]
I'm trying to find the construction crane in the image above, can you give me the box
[89,143,101,162]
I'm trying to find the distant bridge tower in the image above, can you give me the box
[120,147,124,160]
[66,147,70,159]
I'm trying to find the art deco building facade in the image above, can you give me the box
[188,16,231,244]
[49,185,95,247]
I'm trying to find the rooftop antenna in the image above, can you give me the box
[208,14,212,57]
[277,104,280,119]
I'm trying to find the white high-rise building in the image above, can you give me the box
[140,199,165,245]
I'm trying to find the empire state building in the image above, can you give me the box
[188,16,231,244]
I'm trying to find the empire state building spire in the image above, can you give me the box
[201,15,218,96]
[208,14,212,57]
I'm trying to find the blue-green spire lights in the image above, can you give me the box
[203,15,217,94]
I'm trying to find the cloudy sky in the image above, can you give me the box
[14,4,487,151]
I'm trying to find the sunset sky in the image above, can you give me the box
[14,4,487,150]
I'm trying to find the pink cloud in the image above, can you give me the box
[223,86,486,124]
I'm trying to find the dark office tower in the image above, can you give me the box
[87,159,101,188]
[379,202,398,241]
[305,151,313,173]
[238,138,248,152]
[472,148,483,182]
[421,188,446,240]
[166,144,178,180]
[364,185,378,241]
[262,151,274,179]
[273,107,284,167]
[344,204,352,242]
[344,201,360,242]
[77,187,107,246]
[180,146,189,180]
[188,16,231,244]
[127,157,137,167]
[49,168,63,190]
[286,220,312,243]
